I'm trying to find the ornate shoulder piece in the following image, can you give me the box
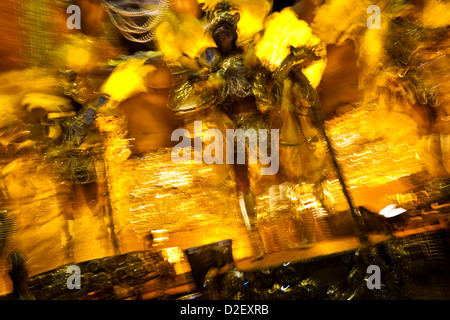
[198,47,222,70]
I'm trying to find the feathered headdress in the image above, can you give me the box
[199,0,273,43]
[206,1,240,32]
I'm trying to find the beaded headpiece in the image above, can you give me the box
[207,2,240,32]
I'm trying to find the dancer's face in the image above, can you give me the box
[213,22,236,54]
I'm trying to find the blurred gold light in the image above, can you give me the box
[256,8,321,71]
